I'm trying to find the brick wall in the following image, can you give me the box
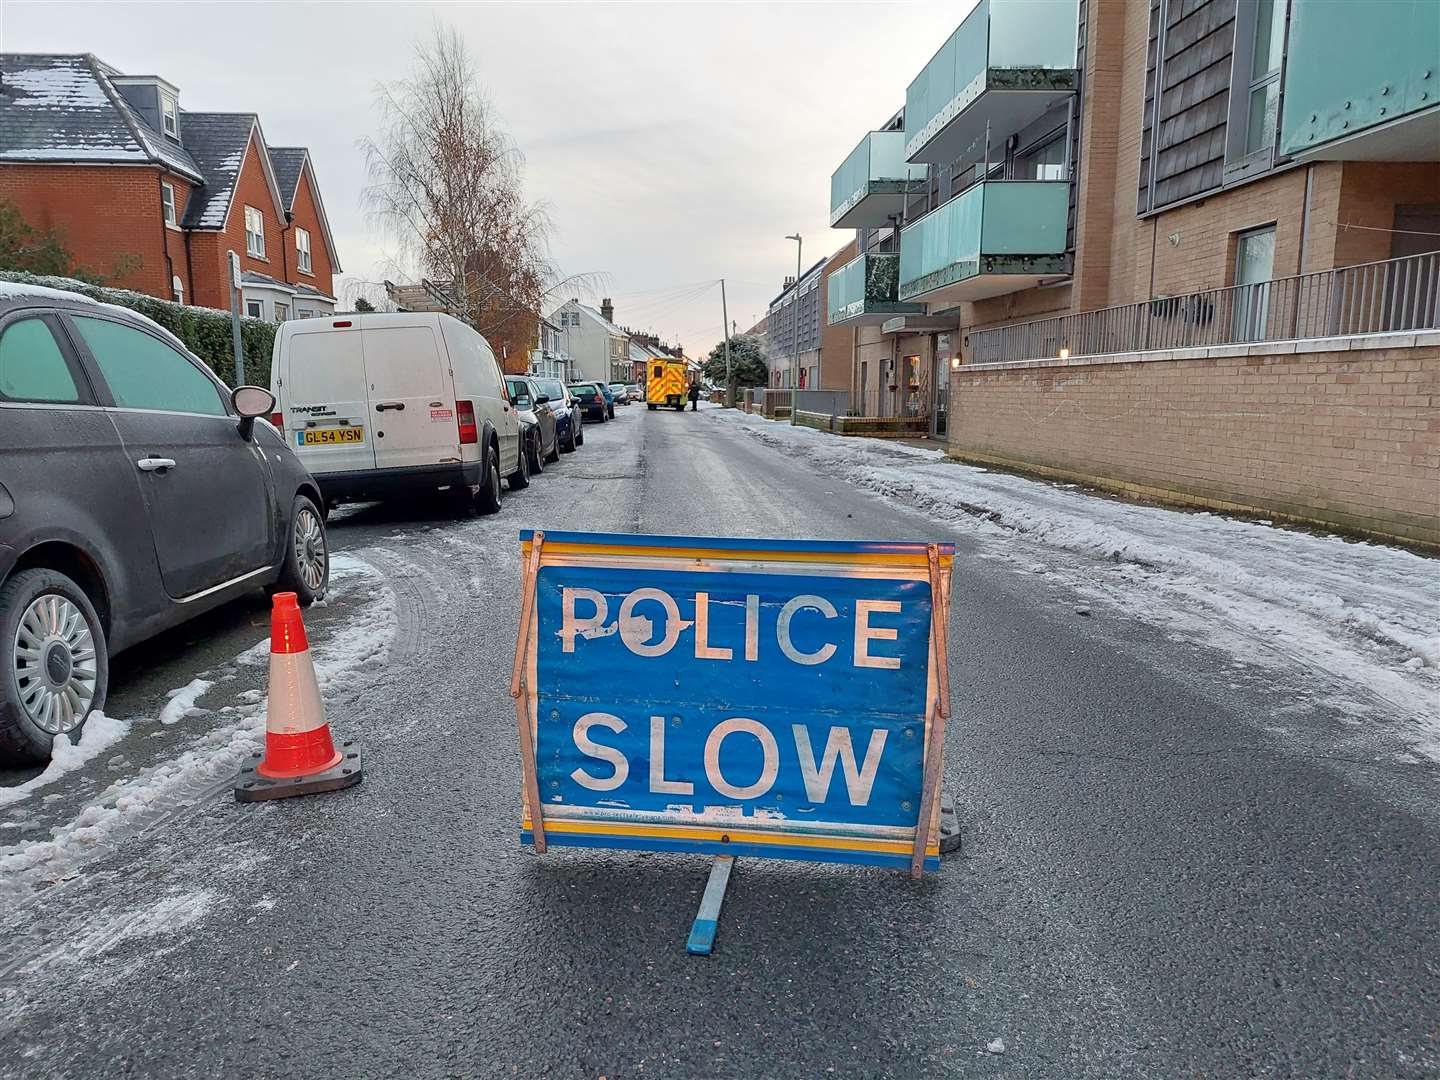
[288,165,335,299]
[820,239,857,391]
[0,163,174,296]
[189,134,288,310]
[947,340,1440,548]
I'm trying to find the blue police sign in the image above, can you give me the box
[510,531,954,874]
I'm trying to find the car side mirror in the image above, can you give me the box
[535,395,550,405]
[232,385,276,441]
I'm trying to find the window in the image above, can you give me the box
[274,302,290,322]
[71,316,226,416]
[0,318,81,404]
[1226,0,1288,173]
[244,205,265,258]
[161,181,177,226]
[1232,225,1277,339]
[245,300,263,319]
[161,93,178,139]
[1014,130,1067,181]
[297,308,315,319]
[296,227,312,273]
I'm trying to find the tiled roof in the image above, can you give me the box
[269,146,306,207]
[178,112,258,229]
[0,53,202,180]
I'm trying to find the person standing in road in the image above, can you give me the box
[688,381,701,411]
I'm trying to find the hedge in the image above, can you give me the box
[0,270,276,388]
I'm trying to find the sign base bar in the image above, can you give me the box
[685,855,736,956]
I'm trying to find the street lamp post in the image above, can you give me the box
[785,233,802,424]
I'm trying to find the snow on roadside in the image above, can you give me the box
[0,555,395,898]
[0,713,130,809]
[158,678,214,725]
[711,410,1440,758]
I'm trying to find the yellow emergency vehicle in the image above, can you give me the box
[645,358,690,411]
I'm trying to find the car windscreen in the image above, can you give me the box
[534,379,565,400]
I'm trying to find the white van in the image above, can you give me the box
[269,312,525,512]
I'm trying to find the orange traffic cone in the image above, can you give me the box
[235,592,363,802]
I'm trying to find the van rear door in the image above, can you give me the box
[282,322,374,475]
[361,321,458,469]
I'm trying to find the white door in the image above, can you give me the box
[282,324,375,474]
[362,323,458,470]
[1232,226,1275,341]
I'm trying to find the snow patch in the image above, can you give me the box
[0,713,130,808]
[158,678,213,725]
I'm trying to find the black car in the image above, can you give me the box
[531,376,582,452]
[505,375,560,475]
[568,382,609,423]
[0,287,330,761]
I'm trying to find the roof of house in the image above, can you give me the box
[0,54,337,267]
[0,53,203,181]
[551,300,628,337]
[768,257,829,310]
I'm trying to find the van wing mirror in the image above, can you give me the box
[535,394,550,405]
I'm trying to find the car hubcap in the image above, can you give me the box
[294,506,326,591]
[14,594,96,734]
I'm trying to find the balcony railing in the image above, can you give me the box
[830,131,928,229]
[904,0,1079,166]
[1280,0,1440,158]
[898,179,1070,305]
[827,252,926,325]
[968,251,1440,364]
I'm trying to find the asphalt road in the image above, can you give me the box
[1,404,1436,1079]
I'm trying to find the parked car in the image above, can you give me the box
[607,382,631,407]
[0,284,331,762]
[624,384,642,403]
[270,312,528,513]
[568,382,610,423]
[532,376,582,452]
[596,382,617,418]
[505,375,559,475]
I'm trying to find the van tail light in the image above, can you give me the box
[456,399,478,444]
[270,412,284,431]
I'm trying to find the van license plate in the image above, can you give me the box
[298,426,364,446]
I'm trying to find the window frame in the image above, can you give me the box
[161,180,177,226]
[244,299,264,319]
[0,311,95,407]
[60,311,232,418]
[1224,0,1290,183]
[244,205,266,258]
[295,226,312,273]
[274,302,290,323]
[161,93,179,140]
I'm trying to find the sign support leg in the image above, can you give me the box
[510,532,547,853]
[911,545,954,878]
[685,856,736,956]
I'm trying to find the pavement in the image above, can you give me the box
[1,403,1436,1079]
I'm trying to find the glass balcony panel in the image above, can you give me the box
[830,131,928,228]
[904,0,1079,166]
[1280,0,1440,159]
[827,252,926,325]
[898,180,1070,305]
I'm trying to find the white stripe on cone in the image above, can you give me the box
[267,647,327,735]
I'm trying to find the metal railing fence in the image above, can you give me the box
[970,250,1440,364]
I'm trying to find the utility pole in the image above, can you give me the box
[227,250,245,386]
[720,278,733,408]
[785,233,802,424]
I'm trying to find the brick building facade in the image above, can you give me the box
[0,54,340,318]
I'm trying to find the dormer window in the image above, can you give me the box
[161,93,179,140]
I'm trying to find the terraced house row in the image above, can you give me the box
[0,53,342,320]
[823,0,1439,547]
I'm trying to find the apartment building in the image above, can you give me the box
[766,258,826,389]
[824,0,1439,544]
[826,0,1439,424]
[0,53,341,318]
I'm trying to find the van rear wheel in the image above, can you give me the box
[477,444,502,515]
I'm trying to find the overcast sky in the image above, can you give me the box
[4,0,970,358]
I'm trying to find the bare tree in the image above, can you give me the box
[361,24,557,363]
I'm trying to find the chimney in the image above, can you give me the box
[600,298,614,323]
[783,276,795,290]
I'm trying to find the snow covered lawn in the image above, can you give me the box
[710,409,1440,761]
